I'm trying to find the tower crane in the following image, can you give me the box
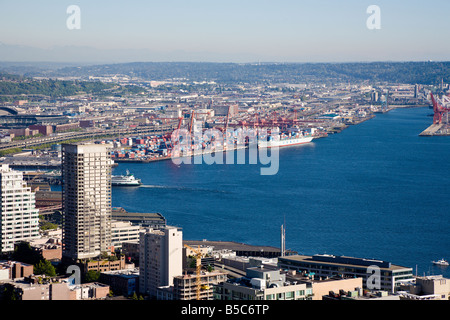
[184,244,205,300]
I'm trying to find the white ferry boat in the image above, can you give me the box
[112,170,142,186]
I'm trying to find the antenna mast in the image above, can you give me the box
[281,221,286,257]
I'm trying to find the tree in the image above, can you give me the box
[84,270,100,283]
[130,292,138,300]
[12,241,42,265]
[130,292,143,300]
[34,259,56,277]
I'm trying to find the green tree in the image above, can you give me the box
[34,259,56,277]
[84,270,100,283]
[2,285,19,300]
[12,241,42,265]
[40,221,58,231]
[130,292,143,300]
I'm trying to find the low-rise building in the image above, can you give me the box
[214,267,312,300]
[1,279,109,300]
[398,275,450,300]
[30,237,62,261]
[84,254,129,273]
[285,270,364,301]
[112,207,166,229]
[100,268,139,297]
[171,270,228,300]
[0,261,34,281]
[278,254,414,293]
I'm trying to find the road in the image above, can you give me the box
[0,123,177,151]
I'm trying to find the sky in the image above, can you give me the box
[0,0,449,63]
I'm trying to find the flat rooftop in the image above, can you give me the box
[184,240,286,258]
[279,254,412,271]
[112,207,165,222]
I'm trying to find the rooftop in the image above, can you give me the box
[184,240,283,255]
[279,254,412,271]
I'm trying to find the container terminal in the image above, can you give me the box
[419,93,450,136]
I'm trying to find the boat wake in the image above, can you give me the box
[139,184,230,194]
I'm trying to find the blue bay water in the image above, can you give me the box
[111,107,450,277]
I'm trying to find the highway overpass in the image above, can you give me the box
[0,123,178,151]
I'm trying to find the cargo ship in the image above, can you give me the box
[258,129,314,149]
[112,170,142,186]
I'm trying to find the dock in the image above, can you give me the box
[419,124,450,136]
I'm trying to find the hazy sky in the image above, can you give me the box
[0,0,449,63]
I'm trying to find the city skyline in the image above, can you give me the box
[1,0,450,63]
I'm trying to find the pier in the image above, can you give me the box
[419,124,443,136]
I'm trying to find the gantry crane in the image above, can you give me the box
[430,93,450,125]
[184,244,204,300]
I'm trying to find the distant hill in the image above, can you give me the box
[43,61,450,85]
[0,71,144,102]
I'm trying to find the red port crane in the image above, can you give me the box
[430,93,450,125]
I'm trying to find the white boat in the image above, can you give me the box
[432,259,449,266]
[112,170,142,186]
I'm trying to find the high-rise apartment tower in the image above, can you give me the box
[61,143,112,261]
[0,164,39,253]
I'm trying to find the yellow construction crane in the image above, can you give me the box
[184,244,204,300]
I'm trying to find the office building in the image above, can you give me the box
[278,254,414,293]
[61,143,112,261]
[0,164,39,253]
[139,226,183,298]
[111,220,142,250]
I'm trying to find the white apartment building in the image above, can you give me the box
[139,226,183,298]
[61,143,112,261]
[0,164,39,253]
